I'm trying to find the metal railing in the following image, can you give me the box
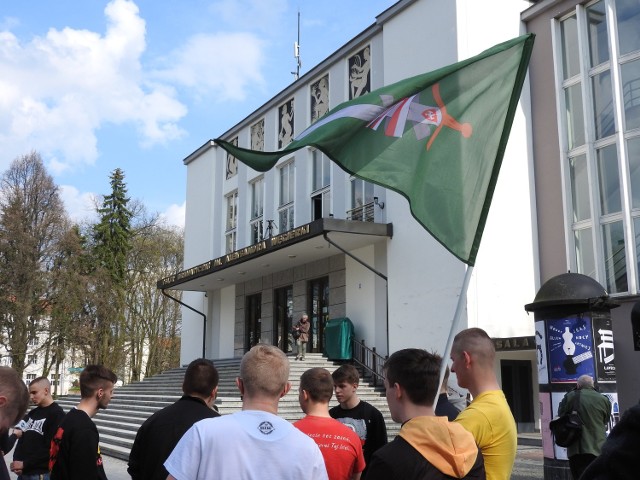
[346,202,375,222]
[352,338,387,388]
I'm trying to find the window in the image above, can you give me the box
[250,178,264,244]
[25,374,36,384]
[50,373,60,387]
[311,150,331,220]
[225,191,238,253]
[348,178,375,222]
[27,354,37,365]
[279,162,295,232]
[557,0,640,294]
[28,336,39,346]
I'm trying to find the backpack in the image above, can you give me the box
[550,389,583,447]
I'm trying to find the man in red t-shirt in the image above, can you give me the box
[295,368,365,480]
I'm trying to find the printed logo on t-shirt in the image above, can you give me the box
[335,417,367,442]
[258,421,275,435]
[22,417,46,435]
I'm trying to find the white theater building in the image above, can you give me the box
[159,0,540,432]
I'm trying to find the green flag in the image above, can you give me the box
[216,34,534,266]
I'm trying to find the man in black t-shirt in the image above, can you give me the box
[49,365,117,480]
[128,359,220,480]
[10,377,65,478]
[330,364,387,474]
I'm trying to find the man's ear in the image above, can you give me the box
[0,395,6,408]
[281,382,292,398]
[236,377,244,396]
[463,351,472,368]
[393,383,403,400]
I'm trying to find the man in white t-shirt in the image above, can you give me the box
[165,344,328,480]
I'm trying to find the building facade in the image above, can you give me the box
[523,0,640,414]
[160,0,540,431]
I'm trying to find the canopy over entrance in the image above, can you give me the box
[157,218,393,292]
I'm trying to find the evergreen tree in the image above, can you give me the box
[91,168,133,368]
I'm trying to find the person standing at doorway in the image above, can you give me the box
[9,377,65,479]
[294,313,311,361]
[330,364,387,476]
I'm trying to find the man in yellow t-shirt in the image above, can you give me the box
[451,328,517,480]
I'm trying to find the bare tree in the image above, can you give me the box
[0,152,68,375]
[125,211,183,382]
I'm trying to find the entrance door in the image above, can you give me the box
[501,359,534,432]
[274,286,293,353]
[245,293,262,351]
[308,277,329,353]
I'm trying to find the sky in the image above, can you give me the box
[0,0,395,228]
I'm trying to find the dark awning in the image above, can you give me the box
[157,218,393,292]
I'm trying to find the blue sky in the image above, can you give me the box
[0,0,395,227]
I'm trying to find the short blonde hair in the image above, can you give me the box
[240,344,289,398]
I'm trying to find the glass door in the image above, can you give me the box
[274,286,293,352]
[245,294,262,351]
[308,277,329,353]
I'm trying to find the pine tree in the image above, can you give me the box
[91,168,133,368]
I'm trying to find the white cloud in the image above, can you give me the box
[153,32,266,102]
[59,185,98,224]
[211,0,287,33]
[159,201,185,229]
[0,0,187,172]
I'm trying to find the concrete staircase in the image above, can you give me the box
[55,353,398,461]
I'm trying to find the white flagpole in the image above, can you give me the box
[434,264,474,410]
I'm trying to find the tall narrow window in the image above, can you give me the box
[348,178,374,221]
[279,162,295,232]
[250,178,264,244]
[225,191,238,253]
[557,1,640,293]
[311,150,330,220]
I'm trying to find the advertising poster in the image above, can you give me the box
[539,392,554,458]
[535,321,549,384]
[592,316,616,382]
[547,315,595,383]
[551,392,569,460]
[604,392,619,433]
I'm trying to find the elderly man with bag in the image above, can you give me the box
[557,375,611,480]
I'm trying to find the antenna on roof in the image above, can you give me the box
[292,10,301,80]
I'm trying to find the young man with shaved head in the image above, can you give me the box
[450,328,517,480]
[9,376,64,479]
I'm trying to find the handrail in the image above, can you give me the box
[351,338,387,388]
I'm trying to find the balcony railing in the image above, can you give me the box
[346,202,375,222]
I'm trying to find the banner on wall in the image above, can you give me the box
[547,315,595,383]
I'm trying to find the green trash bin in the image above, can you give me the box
[324,317,354,360]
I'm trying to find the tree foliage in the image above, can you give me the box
[0,152,67,375]
[0,155,183,382]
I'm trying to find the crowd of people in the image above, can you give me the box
[0,326,633,479]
